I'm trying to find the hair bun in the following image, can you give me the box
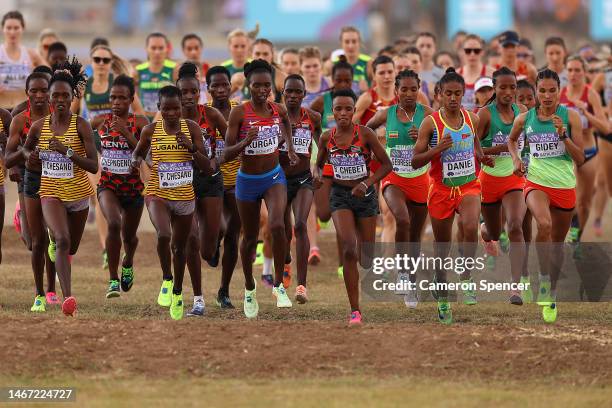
[445,67,456,74]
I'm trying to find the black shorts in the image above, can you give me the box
[17,167,26,194]
[97,186,144,210]
[330,183,379,218]
[23,169,41,199]
[193,169,224,199]
[286,170,314,203]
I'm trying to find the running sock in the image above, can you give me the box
[263,257,273,276]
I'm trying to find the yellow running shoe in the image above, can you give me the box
[157,279,173,307]
[30,295,46,312]
[170,292,184,320]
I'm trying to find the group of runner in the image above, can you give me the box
[1,10,611,324]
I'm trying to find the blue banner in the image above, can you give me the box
[245,0,368,42]
[591,0,612,40]
[446,0,513,41]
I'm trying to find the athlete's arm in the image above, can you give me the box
[11,100,28,117]
[132,122,154,167]
[411,116,452,169]
[0,108,11,155]
[152,111,162,122]
[313,130,330,188]
[365,108,389,131]
[222,105,252,162]
[185,119,211,172]
[310,95,324,114]
[564,109,586,165]
[275,70,287,103]
[5,113,24,169]
[206,106,228,139]
[352,91,372,124]
[307,108,322,147]
[592,72,605,94]
[230,72,246,96]
[469,112,492,166]
[582,89,610,134]
[508,112,526,168]
[476,107,500,155]
[277,103,297,164]
[361,125,392,187]
[69,117,99,174]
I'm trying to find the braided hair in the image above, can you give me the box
[243,58,273,80]
[483,66,516,106]
[395,69,420,89]
[438,67,465,91]
[49,56,87,98]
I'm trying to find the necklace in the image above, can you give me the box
[398,104,415,122]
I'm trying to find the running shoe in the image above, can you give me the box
[121,265,134,292]
[481,223,500,256]
[593,219,603,237]
[318,218,330,229]
[187,298,205,317]
[337,265,344,279]
[565,226,580,244]
[520,276,533,303]
[537,278,553,306]
[244,283,259,319]
[30,295,46,312]
[499,231,510,253]
[48,234,57,263]
[282,264,292,289]
[13,203,22,235]
[46,292,60,305]
[215,288,235,309]
[295,285,308,304]
[461,278,477,305]
[261,274,274,288]
[404,288,418,309]
[542,302,558,323]
[102,250,108,270]
[170,293,184,320]
[62,296,77,316]
[157,279,173,307]
[253,241,264,265]
[308,247,321,265]
[349,310,362,325]
[106,279,120,299]
[207,238,222,268]
[272,283,292,308]
[437,299,452,325]
[485,254,496,270]
[509,292,523,306]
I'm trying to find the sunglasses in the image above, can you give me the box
[464,48,482,55]
[93,56,111,65]
[517,53,531,59]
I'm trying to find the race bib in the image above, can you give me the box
[101,149,132,175]
[40,151,73,179]
[528,133,566,159]
[442,150,475,179]
[389,145,415,173]
[0,64,29,91]
[244,125,279,155]
[142,92,158,113]
[203,137,213,159]
[279,127,312,154]
[330,154,368,180]
[215,139,225,158]
[492,132,524,157]
[158,161,193,188]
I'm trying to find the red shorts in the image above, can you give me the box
[524,180,576,210]
[381,171,429,204]
[322,163,333,178]
[479,172,525,204]
[427,179,481,220]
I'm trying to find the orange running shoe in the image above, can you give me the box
[295,285,308,304]
[308,247,321,265]
[283,264,292,289]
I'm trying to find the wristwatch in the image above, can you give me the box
[66,148,74,158]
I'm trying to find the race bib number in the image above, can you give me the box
[244,125,279,155]
[101,149,132,175]
[40,151,73,178]
[492,132,524,157]
[215,139,225,158]
[528,133,566,159]
[158,161,193,188]
[203,137,213,159]
[279,127,312,154]
[442,150,475,178]
[330,154,368,180]
[389,145,415,173]
[0,64,29,91]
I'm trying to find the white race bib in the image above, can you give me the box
[158,161,193,188]
[330,154,368,180]
[215,139,225,158]
[442,154,475,178]
[528,133,565,159]
[244,125,279,155]
[389,145,415,173]
[101,149,132,175]
[492,132,524,157]
[279,127,312,154]
[40,151,73,179]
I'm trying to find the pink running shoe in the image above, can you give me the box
[349,310,362,325]
[46,292,60,305]
[483,240,500,257]
[13,201,22,235]
[62,296,77,316]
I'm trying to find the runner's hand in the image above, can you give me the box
[512,157,526,177]
[175,132,194,152]
[436,134,453,152]
[27,147,41,168]
[312,166,323,189]
[288,149,298,166]
[244,126,259,146]
[131,156,142,171]
[49,137,68,154]
[110,116,130,136]
[351,181,368,198]
[551,115,566,138]
[409,126,418,141]
[9,166,22,182]
[479,155,495,167]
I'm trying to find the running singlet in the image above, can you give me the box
[221,59,247,77]
[332,54,371,95]
[238,102,281,156]
[0,44,31,91]
[321,91,336,131]
[429,109,477,187]
[303,77,329,108]
[279,108,315,156]
[84,74,113,121]
[207,100,240,186]
[360,88,398,125]
[327,125,370,181]
[136,60,177,117]
[98,114,143,196]
[385,104,428,178]
[560,85,592,129]
[458,65,486,111]
[481,103,522,177]
[38,114,94,201]
[144,119,194,200]
[524,105,574,189]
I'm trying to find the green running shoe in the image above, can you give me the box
[565,227,579,244]
[253,241,264,266]
[106,279,120,299]
[537,277,552,306]
[318,218,330,229]
[337,265,344,279]
[542,302,558,323]
[272,283,292,308]
[244,282,259,319]
[157,279,173,307]
[47,233,56,263]
[121,265,134,292]
[170,292,184,320]
[485,254,496,270]
[520,276,533,303]
[461,278,477,305]
[102,250,108,270]
[499,231,510,253]
[437,299,452,325]
[30,295,46,312]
